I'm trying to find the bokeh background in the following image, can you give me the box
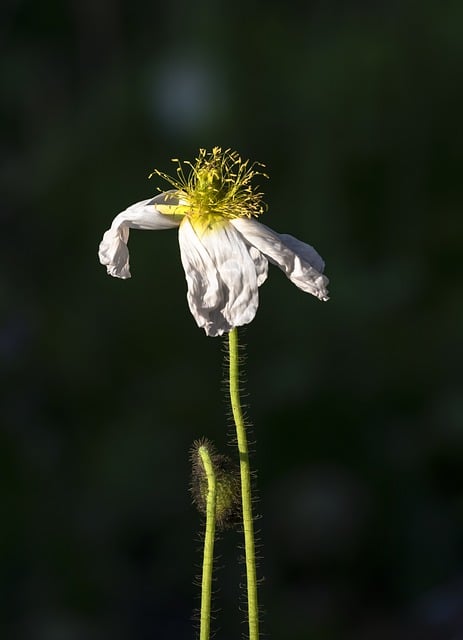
[2,1,463,638]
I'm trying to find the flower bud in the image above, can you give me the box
[191,438,240,529]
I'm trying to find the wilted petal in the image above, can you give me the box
[98,192,182,279]
[249,246,268,287]
[178,218,261,336]
[277,233,325,273]
[231,217,329,301]
[99,224,131,279]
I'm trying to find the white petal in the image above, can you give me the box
[178,218,261,336]
[231,217,329,301]
[98,192,182,279]
[249,246,268,287]
[278,233,325,273]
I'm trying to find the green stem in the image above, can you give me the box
[198,445,217,640]
[228,327,259,640]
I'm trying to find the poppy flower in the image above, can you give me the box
[98,148,329,336]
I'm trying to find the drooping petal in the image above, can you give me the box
[98,191,183,279]
[178,218,262,336]
[231,217,329,301]
[248,246,268,287]
[277,233,325,273]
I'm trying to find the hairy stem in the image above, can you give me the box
[228,327,259,640]
[198,445,217,640]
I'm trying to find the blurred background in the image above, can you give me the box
[2,0,463,638]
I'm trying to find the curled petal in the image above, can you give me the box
[98,192,182,279]
[178,218,261,336]
[231,217,329,301]
[99,224,131,279]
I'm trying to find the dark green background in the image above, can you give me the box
[2,1,463,638]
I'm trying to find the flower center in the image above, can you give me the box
[150,147,268,224]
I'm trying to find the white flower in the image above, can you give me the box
[99,148,329,337]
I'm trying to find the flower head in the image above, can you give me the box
[99,148,329,336]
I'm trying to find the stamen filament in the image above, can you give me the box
[149,147,268,221]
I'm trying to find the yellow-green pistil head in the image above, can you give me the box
[150,147,268,234]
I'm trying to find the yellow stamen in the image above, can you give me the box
[149,147,268,222]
